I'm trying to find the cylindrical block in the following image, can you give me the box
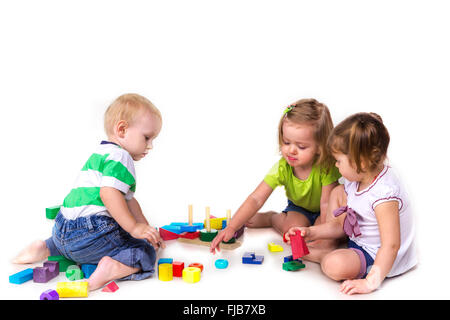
[182,267,201,283]
[56,281,88,298]
[158,263,173,281]
[215,259,229,269]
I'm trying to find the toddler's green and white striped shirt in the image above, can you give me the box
[60,141,136,219]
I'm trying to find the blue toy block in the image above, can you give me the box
[222,220,227,229]
[242,252,264,265]
[171,222,204,232]
[160,225,183,234]
[81,264,97,279]
[284,255,303,263]
[9,268,34,284]
[215,259,229,269]
[157,258,173,265]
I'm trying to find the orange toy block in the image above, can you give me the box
[188,262,204,272]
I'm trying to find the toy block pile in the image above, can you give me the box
[280,230,309,271]
[160,205,244,247]
[9,254,98,299]
[157,257,204,283]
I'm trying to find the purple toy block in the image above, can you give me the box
[33,261,59,283]
[234,225,245,239]
[40,289,59,300]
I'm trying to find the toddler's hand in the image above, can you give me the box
[210,226,236,254]
[130,223,166,249]
[340,279,376,295]
[284,226,310,243]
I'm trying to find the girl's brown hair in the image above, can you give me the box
[327,112,390,173]
[278,98,335,172]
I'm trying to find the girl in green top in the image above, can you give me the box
[211,99,341,253]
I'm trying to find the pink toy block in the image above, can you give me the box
[290,230,309,259]
[173,261,184,277]
[102,281,119,292]
[159,227,179,240]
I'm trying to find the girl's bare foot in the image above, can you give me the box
[12,240,50,264]
[87,256,139,291]
[245,211,276,228]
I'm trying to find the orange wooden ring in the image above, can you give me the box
[188,263,204,272]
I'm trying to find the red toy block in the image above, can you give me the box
[159,228,179,240]
[179,231,200,239]
[102,281,119,292]
[173,261,184,277]
[290,230,309,259]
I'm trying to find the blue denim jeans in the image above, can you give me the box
[45,212,156,280]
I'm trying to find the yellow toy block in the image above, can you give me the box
[182,267,201,283]
[56,281,89,298]
[204,217,226,230]
[268,242,284,252]
[158,263,173,281]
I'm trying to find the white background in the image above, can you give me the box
[1,0,449,300]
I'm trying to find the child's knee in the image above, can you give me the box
[321,252,349,281]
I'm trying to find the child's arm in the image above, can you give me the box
[284,217,346,243]
[100,187,164,248]
[340,201,400,295]
[319,182,339,224]
[127,197,150,225]
[210,181,273,253]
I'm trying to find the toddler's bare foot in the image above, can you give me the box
[12,240,50,264]
[245,211,275,228]
[88,256,139,291]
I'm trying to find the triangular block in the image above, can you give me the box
[102,281,119,292]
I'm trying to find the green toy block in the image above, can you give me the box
[199,228,218,242]
[66,265,84,281]
[48,255,76,272]
[222,237,236,244]
[46,205,61,219]
[282,260,305,271]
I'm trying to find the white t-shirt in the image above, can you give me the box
[60,141,136,220]
[344,165,418,277]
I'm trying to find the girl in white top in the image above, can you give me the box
[285,112,417,295]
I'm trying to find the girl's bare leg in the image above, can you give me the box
[245,211,278,228]
[12,240,50,264]
[87,256,139,291]
[271,211,310,235]
[320,249,361,281]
